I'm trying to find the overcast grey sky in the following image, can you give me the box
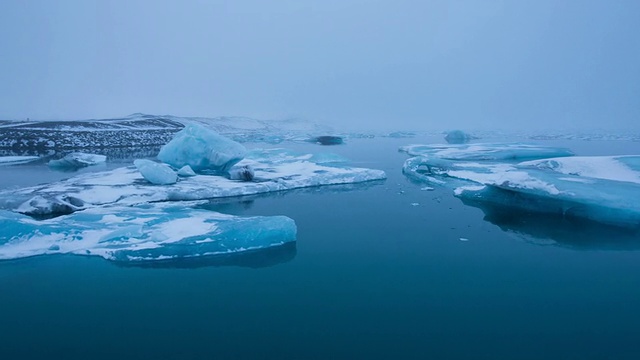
[1,0,638,130]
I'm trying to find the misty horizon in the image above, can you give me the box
[1,0,639,132]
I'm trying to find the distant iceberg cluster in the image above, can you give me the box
[402,142,640,228]
[0,125,386,263]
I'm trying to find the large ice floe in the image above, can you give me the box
[4,147,385,217]
[400,143,574,161]
[0,202,296,262]
[402,143,640,229]
[0,127,385,263]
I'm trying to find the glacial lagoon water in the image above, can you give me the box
[1,135,640,359]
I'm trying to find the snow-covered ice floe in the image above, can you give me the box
[0,156,40,166]
[519,156,640,184]
[2,148,386,216]
[400,143,574,161]
[0,202,296,262]
[403,154,640,228]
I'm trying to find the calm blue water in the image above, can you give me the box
[1,136,640,359]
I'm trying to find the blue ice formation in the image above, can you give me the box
[177,165,196,177]
[134,159,177,185]
[403,155,640,228]
[400,143,574,161]
[48,153,106,169]
[157,123,246,173]
[444,130,475,144]
[4,148,386,216]
[0,156,40,166]
[0,202,296,262]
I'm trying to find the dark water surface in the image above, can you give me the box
[2,136,640,359]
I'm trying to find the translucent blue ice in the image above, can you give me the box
[0,202,296,262]
[177,165,196,177]
[134,159,178,185]
[48,153,106,169]
[157,123,247,173]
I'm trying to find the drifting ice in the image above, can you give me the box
[400,143,574,161]
[3,148,386,216]
[0,202,296,262]
[48,153,106,170]
[134,159,178,185]
[403,154,640,228]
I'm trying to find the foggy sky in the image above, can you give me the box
[1,0,638,131]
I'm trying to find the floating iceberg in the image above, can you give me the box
[400,143,574,161]
[0,156,40,166]
[307,135,344,145]
[444,130,475,144]
[48,152,106,169]
[403,155,640,228]
[134,159,178,185]
[0,202,296,262]
[3,148,386,216]
[157,123,247,173]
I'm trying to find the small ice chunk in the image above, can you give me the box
[17,195,84,216]
[459,237,469,241]
[177,165,196,177]
[228,165,255,181]
[134,159,177,185]
[308,135,343,145]
[48,153,106,169]
[411,203,420,206]
[420,186,434,191]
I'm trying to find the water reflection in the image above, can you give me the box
[462,198,640,250]
[195,179,385,215]
[115,242,297,269]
